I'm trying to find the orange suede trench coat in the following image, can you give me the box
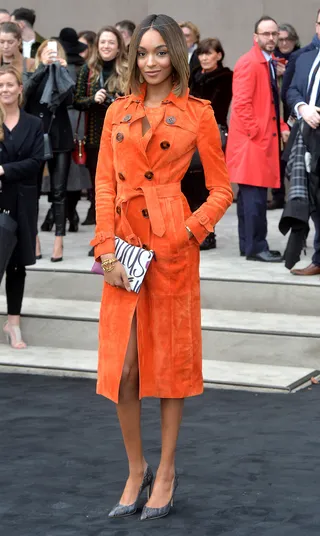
[91,85,233,403]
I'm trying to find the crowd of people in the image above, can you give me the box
[0,7,319,344]
[1,6,320,522]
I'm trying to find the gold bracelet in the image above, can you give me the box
[101,258,118,273]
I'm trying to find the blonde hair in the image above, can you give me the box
[128,14,189,97]
[0,64,23,140]
[34,39,67,70]
[88,26,128,94]
[179,21,200,44]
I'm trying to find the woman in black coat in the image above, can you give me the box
[182,38,233,250]
[0,64,43,348]
[24,39,74,262]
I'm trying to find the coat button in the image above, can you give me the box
[39,112,44,118]
[118,172,125,181]
[160,140,170,150]
[144,171,154,180]
[142,209,149,218]
[272,133,277,137]
[116,132,124,142]
[122,114,132,122]
[272,116,276,120]
[116,206,121,214]
[166,116,176,124]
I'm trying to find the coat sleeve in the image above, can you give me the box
[1,121,44,184]
[73,65,95,111]
[185,104,233,243]
[281,51,299,104]
[23,63,48,102]
[231,59,260,138]
[90,104,117,258]
[286,56,307,114]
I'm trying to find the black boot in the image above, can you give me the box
[200,232,217,251]
[82,204,95,226]
[40,207,54,232]
[68,210,80,232]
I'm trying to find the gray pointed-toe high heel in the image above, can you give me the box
[108,465,153,518]
[140,474,179,521]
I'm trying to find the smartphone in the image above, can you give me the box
[47,40,58,58]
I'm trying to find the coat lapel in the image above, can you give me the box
[2,110,32,155]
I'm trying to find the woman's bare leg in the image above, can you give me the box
[116,313,147,504]
[146,398,184,507]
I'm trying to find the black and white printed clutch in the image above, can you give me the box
[91,236,154,293]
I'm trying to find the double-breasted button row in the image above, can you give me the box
[144,171,154,180]
[118,172,125,181]
[122,114,131,122]
[116,206,121,215]
[116,132,124,142]
[142,209,149,218]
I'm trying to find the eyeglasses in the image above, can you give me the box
[256,32,279,38]
[278,37,294,43]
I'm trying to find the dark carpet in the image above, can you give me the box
[1,374,320,536]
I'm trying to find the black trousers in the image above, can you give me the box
[237,184,269,256]
[271,158,286,203]
[6,259,26,315]
[86,147,99,210]
[37,152,72,236]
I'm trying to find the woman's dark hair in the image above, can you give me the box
[128,14,189,96]
[0,21,22,40]
[78,30,97,48]
[278,23,300,47]
[197,38,225,67]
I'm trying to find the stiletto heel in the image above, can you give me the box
[140,474,179,521]
[108,465,154,518]
[3,322,27,350]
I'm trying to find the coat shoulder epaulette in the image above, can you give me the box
[188,94,211,107]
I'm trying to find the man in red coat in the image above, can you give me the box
[227,16,290,262]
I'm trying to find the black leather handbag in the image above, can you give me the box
[43,114,55,161]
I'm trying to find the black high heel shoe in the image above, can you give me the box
[140,474,179,521]
[108,465,154,518]
[41,207,54,232]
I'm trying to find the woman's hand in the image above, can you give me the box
[101,254,131,291]
[94,89,107,104]
[0,165,4,176]
[41,48,57,65]
[56,57,67,68]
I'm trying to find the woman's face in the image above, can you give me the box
[79,36,89,60]
[278,30,296,54]
[137,29,173,87]
[198,49,222,72]
[0,72,22,106]
[0,32,20,59]
[181,27,196,49]
[98,31,119,61]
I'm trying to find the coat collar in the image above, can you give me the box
[124,82,189,111]
[252,42,269,63]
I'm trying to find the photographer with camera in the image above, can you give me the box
[74,26,128,255]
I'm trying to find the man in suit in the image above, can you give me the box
[226,16,290,262]
[286,9,320,276]
[11,7,44,59]
[282,11,320,106]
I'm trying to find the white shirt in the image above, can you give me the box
[23,39,35,59]
[262,50,275,79]
[295,49,320,116]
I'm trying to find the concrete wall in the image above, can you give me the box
[2,0,319,67]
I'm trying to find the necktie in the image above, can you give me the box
[307,60,320,103]
[269,59,280,123]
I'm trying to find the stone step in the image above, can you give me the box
[0,344,317,393]
[1,268,318,316]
